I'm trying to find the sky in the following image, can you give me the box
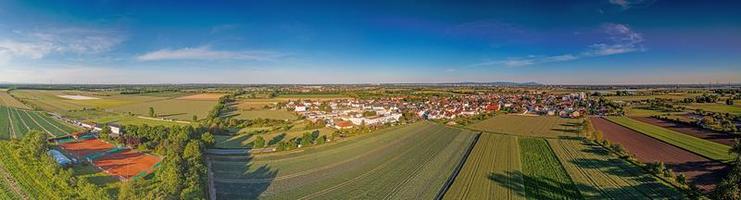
[0,0,739,84]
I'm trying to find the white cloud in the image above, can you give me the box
[609,0,655,10]
[136,46,282,61]
[0,28,123,63]
[473,23,644,67]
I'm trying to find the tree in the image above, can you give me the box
[594,130,604,142]
[201,132,215,147]
[727,99,735,105]
[99,126,111,141]
[149,107,156,117]
[192,115,198,122]
[253,136,266,148]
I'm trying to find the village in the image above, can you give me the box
[284,92,589,130]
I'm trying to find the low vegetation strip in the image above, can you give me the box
[211,122,477,199]
[443,134,524,200]
[547,138,684,199]
[606,116,733,162]
[632,117,738,146]
[467,115,582,138]
[519,138,581,199]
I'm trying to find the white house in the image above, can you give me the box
[295,105,307,112]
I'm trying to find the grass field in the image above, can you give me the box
[214,127,333,149]
[110,99,217,121]
[0,106,80,139]
[210,122,477,199]
[685,103,741,115]
[604,94,700,101]
[443,134,524,200]
[467,115,582,138]
[234,110,297,120]
[93,114,185,126]
[548,138,684,199]
[10,90,169,113]
[624,107,685,117]
[606,116,733,162]
[0,91,30,109]
[518,138,580,199]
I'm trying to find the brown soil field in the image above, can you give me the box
[176,93,226,100]
[632,117,738,146]
[591,117,729,191]
[93,149,161,179]
[59,139,115,158]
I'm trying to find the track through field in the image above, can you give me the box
[20,110,55,137]
[3,106,18,139]
[30,112,68,134]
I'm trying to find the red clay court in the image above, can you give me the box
[93,149,161,179]
[59,139,115,158]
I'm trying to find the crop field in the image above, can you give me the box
[604,93,700,101]
[685,103,741,115]
[606,116,732,162]
[176,93,226,100]
[10,90,169,113]
[234,109,297,120]
[518,138,580,199]
[93,115,186,126]
[0,106,80,139]
[592,117,728,191]
[467,115,582,138]
[632,117,738,146]
[209,122,477,199]
[214,127,333,149]
[110,99,217,121]
[443,134,523,200]
[0,91,30,109]
[547,138,684,199]
[624,107,685,117]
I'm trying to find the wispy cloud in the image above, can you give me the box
[472,23,644,67]
[0,28,123,63]
[608,0,655,10]
[136,46,283,61]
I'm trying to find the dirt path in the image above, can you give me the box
[631,117,738,146]
[21,110,55,137]
[4,106,17,139]
[0,163,29,199]
[207,159,216,200]
[591,117,729,191]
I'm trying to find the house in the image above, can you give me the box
[109,124,123,137]
[334,120,354,129]
[295,105,307,112]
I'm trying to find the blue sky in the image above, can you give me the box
[0,0,739,84]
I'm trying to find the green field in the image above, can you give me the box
[93,114,186,126]
[214,127,333,149]
[1,106,80,139]
[110,99,217,121]
[548,138,684,199]
[685,103,741,115]
[519,138,580,199]
[210,122,477,199]
[10,90,169,112]
[234,109,297,120]
[467,115,583,138]
[606,116,733,162]
[604,93,700,101]
[625,107,685,117]
[443,134,524,200]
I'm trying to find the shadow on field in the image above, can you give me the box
[209,150,278,199]
[268,133,286,145]
[489,171,581,199]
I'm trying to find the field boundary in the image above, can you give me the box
[435,132,481,200]
[604,116,732,163]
